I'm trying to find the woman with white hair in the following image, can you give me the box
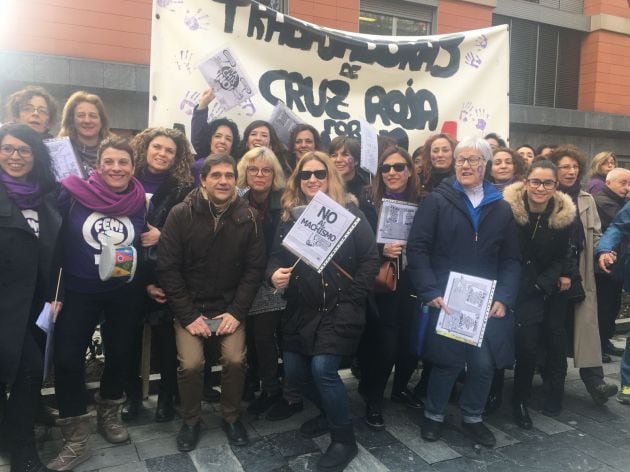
[407,137,521,447]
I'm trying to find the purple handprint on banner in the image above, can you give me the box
[174,50,192,73]
[475,34,488,51]
[473,108,489,131]
[465,52,482,69]
[179,91,200,116]
[459,102,473,123]
[184,9,209,31]
[156,0,183,12]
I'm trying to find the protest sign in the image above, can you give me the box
[282,191,360,273]
[359,119,378,175]
[376,199,418,244]
[198,47,257,111]
[149,1,509,149]
[269,101,303,145]
[44,137,83,181]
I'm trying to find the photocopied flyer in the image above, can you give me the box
[376,199,418,244]
[198,47,256,111]
[44,137,83,181]
[436,271,496,347]
[282,191,360,273]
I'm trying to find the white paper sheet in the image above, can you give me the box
[436,271,496,347]
[375,199,418,244]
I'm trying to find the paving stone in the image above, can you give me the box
[386,419,461,464]
[527,410,575,435]
[287,452,321,472]
[312,435,388,472]
[248,403,318,437]
[145,453,198,472]
[548,430,630,471]
[431,456,522,472]
[74,444,140,472]
[497,440,606,471]
[0,452,8,466]
[229,437,287,472]
[136,435,181,461]
[367,441,432,471]
[267,430,319,458]
[354,422,399,449]
[189,444,244,472]
[99,461,149,472]
[127,420,180,443]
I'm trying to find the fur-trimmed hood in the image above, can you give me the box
[503,181,576,229]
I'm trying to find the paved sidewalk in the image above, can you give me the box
[2,336,630,472]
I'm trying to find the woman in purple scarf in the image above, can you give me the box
[0,124,61,472]
[48,137,146,471]
[357,146,423,431]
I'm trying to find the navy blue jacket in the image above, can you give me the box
[406,178,521,369]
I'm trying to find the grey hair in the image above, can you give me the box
[454,137,493,164]
[606,167,630,183]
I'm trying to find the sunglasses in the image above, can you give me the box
[379,163,407,174]
[299,170,328,180]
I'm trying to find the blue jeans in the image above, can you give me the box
[621,337,630,387]
[283,352,351,430]
[425,340,495,424]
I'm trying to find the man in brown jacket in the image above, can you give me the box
[157,154,265,450]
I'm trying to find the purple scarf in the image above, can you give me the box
[0,172,42,210]
[384,189,407,201]
[61,172,146,216]
[138,169,170,195]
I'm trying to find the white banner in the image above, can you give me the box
[149,0,509,149]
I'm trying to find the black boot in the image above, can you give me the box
[512,401,533,430]
[484,369,504,414]
[121,377,142,422]
[11,442,54,472]
[317,426,358,472]
[155,393,175,423]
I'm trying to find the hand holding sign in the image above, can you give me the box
[272,267,293,289]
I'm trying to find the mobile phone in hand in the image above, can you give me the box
[204,318,222,333]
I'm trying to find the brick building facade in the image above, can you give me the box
[1,0,629,158]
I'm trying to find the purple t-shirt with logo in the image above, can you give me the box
[60,195,145,293]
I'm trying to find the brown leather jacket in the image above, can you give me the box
[156,188,265,326]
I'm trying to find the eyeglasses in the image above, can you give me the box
[527,179,556,190]
[379,163,407,174]
[0,144,33,158]
[299,170,327,180]
[247,166,273,177]
[21,105,49,116]
[455,156,483,167]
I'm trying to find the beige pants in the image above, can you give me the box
[174,320,246,424]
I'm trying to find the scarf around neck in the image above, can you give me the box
[60,172,146,216]
[0,171,42,210]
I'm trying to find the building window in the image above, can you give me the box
[359,1,433,36]
[260,0,287,13]
[494,15,581,109]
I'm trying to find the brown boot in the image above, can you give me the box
[95,393,129,444]
[47,413,91,471]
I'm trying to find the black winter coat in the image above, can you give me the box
[266,203,379,356]
[406,179,521,369]
[157,189,266,326]
[503,182,575,326]
[595,185,625,233]
[0,185,62,384]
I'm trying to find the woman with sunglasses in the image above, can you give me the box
[502,160,575,429]
[234,147,288,416]
[357,147,423,431]
[0,124,60,472]
[268,151,379,472]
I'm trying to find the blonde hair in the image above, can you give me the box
[589,151,616,177]
[281,151,353,220]
[237,147,286,191]
[58,91,111,143]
